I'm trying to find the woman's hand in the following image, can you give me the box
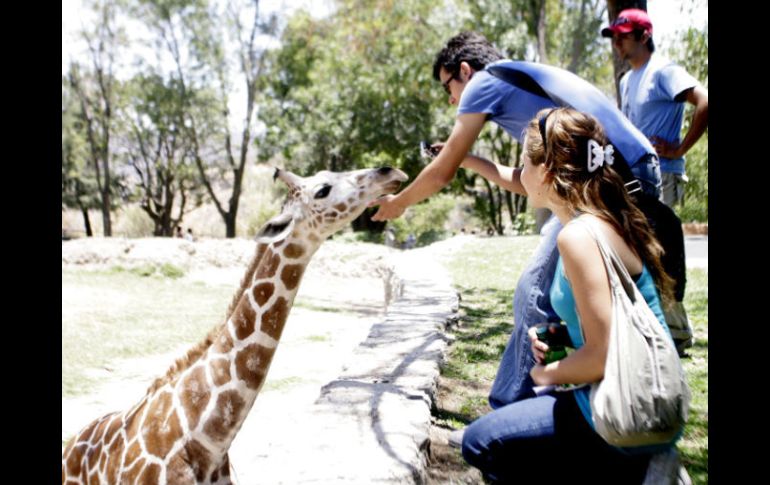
[528,325,549,365]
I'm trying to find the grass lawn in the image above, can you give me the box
[436,235,708,483]
[61,267,236,398]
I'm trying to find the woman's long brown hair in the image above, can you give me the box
[526,107,675,306]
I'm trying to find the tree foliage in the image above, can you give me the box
[63,0,708,238]
[668,19,708,222]
[120,74,205,236]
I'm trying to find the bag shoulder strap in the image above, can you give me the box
[567,217,638,303]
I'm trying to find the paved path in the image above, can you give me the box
[685,235,708,269]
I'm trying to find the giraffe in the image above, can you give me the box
[62,166,408,485]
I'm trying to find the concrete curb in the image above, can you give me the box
[310,250,459,483]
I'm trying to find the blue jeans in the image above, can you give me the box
[462,392,651,483]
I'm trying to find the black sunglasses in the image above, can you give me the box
[441,73,456,95]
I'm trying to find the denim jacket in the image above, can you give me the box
[488,216,562,408]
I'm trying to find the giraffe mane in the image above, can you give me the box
[146,242,269,394]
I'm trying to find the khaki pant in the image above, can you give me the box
[661,172,688,208]
[664,301,693,355]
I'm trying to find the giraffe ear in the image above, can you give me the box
[255,212,295,243]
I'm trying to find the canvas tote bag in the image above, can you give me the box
[574,218,690,447]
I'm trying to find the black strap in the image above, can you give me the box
[487,64,641,189]
[486,66,551,101]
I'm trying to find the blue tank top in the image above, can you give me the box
[550,253,679,452]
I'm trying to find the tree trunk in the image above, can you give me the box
[536,0,548,62]
[606,0,647,106]
[568,0,590,73]
[101,186,112,236]
[80,206,93,237]
[225,213,237,239]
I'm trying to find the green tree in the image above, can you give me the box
[62,78,101,237]
[121,74,205,236]
[132,0,279,237]
[257,0,448,232]
[67,0,127,236]
[668,19,708,222]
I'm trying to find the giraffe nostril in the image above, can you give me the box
[376,167,393,175]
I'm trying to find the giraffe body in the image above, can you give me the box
[62,167,408,484]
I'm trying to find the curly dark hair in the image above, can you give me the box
[432,31,504,81]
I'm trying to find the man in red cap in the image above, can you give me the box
[602,8,708,357]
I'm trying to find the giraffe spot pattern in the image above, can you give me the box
[235,343,276,389]
[334,203,347,212]
[167,438,211,483]
[124,440,142,469]
[203,390,246,442]
[86,442,102,470]
[65,443,87,478]
[124,404,144,442]
[139,462,161,484]
[105,437,125,484]
[281,264,304,291]
[232,300,257,340]
[252,282,275,306]
[283,243,305,258]
[180,366,211,430]
[88,471,101,485]
[120,457,145,483]
[103,415,122,444]
[142,391,183,457]
[209,357,231,387]
[91,416,111,443]
[255,250,281,279]
[261,297,289,340]
[212,328,234,353]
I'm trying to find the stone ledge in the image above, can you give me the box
[313,250,459,483]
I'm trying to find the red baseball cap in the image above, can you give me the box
[601,8,653,38]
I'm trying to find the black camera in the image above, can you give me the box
[535,323,572,363]
[420,141,441,158]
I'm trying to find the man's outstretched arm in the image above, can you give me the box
[371,112,487,221]
[461,154,527,195]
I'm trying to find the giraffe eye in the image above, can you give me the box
[314,184,332,199]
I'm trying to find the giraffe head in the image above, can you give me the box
[256,167,408,244]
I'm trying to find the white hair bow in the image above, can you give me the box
[587,139,614,173]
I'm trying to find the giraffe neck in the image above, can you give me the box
[169,234,320,461]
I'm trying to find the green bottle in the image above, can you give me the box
[535,323,570,364]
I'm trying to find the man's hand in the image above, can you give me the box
[370,194,406,221]
[650,136,683,159]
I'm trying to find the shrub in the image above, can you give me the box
[388,194,455,247]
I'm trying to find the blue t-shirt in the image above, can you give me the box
[458,61,660,190]
[550,235,680,452]
[458,69,556,142]
[620,54,700,175]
